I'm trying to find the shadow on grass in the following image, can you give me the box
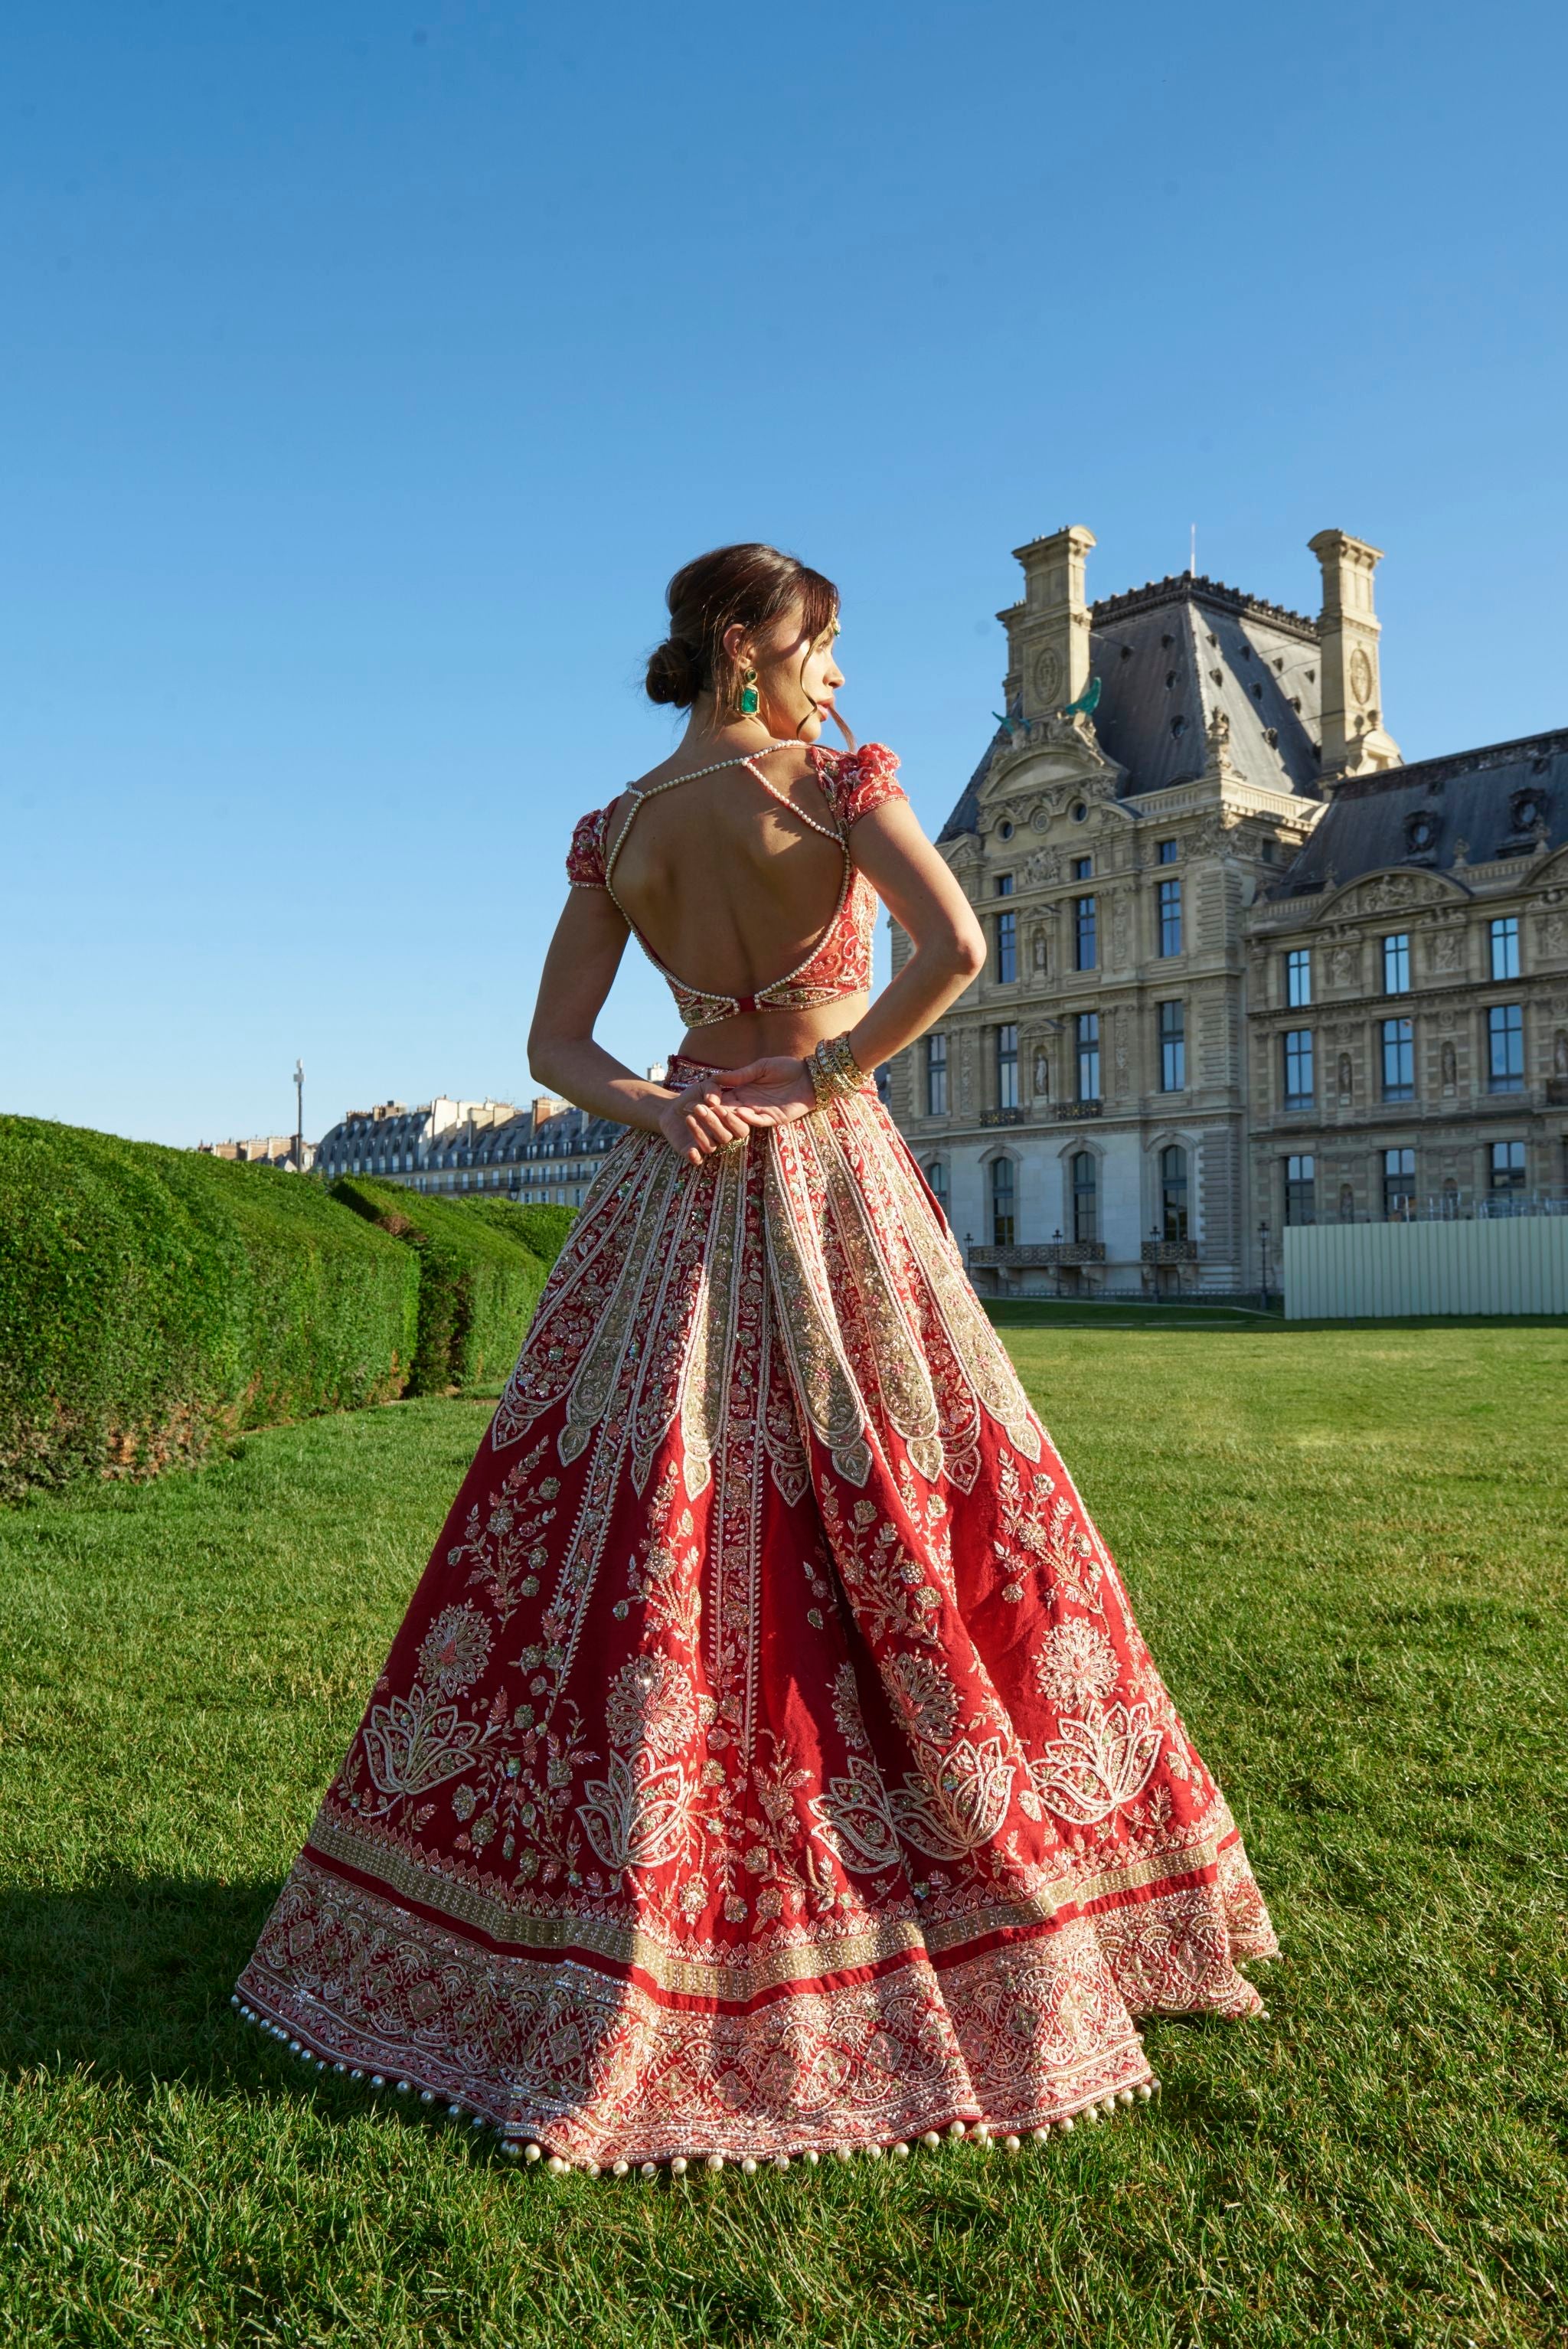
[0,1872,285,2090]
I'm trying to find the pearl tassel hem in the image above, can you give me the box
[232,1995,1162,2175]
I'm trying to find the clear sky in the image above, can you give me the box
[5,0,1566,1148]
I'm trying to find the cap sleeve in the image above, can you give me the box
[566,807,609,889]
[810,742,905,828]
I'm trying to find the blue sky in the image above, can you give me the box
[5,0,1566,1147]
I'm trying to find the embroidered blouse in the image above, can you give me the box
[565,743,906,1029]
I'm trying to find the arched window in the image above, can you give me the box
[990,1157,1015,1248]
[925,1161,949,1221]
[1160,1144,1189,1242]
[1071,1152,1098,1244]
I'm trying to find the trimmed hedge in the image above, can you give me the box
[330,1180,550,1396]
[451,1195,577,1266]
[0,1118,419,1502]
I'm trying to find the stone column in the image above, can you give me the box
[999,526,1096,723]
[1308,528,1402,786]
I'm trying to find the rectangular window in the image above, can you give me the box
[1380,1016,1414,1102]
[1283,1029,1314,1109]
[1383,1147,1416,1221]
[1285,948,1312,1008]
[1489,1139,1526,1194]
[1071,1151,1099,1243]
[1158,838,1178,864]
[1284,1154,1316,1226]
[1076,1012,1100,1102]
[995,907,1018,984]
[925,1033,948,1118]
[1159,1144,1188,1242]
[995,874,1014,896]
[1074,895,1097,970]
[925,1161,949,1220]
[1383,933,1411,995]
[1488,1003,1524,1092]
[1158,1000,1185,1092]
[990,1156,1015,1249]
[1490,916,1520,981]
[1072,855,1093,881]
[997,1023,1018,1110]
[1158,877,1183,957]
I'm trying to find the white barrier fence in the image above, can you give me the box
[1282,1217,1568,1319]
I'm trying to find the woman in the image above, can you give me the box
[237,543,1276,2174]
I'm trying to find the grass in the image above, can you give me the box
[2,1325,1566,2347]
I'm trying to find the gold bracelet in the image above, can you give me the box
[807,1033,867,1109]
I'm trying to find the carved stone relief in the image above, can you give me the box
[1338,1052,1354,1101]
[1030,924,1049,975]
[1441,1040,1457,1093]
[1431,923,1465,975]
[1024,846,1061,886]
[1324,939,1360,988]
[959,1031,975,1113]
[1033,1047,1050,1098]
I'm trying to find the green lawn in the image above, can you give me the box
[2,1325,1565,2347]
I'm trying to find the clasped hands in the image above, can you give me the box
[656,1059,817,1165]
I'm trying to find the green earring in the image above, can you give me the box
[739,667,760,718]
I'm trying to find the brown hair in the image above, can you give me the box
[645,542,839,716]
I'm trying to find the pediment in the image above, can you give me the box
[1313,866,1472,923]
[977,716,1125,811]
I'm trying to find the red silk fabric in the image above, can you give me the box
[239,1064,1276,2163]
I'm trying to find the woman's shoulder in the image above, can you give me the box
[565,802,612,888]
[805,740,904,825]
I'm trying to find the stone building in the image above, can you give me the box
[198,1135,315,1171]
[887,525,1566,1295]
[1246,725,1568,1233]
[312,1093,630,1207]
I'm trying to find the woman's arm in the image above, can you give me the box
[835,795,987,1070]
[526,889,759,1161]
[712,796,985,1119]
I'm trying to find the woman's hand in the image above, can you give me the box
[657,1077,769,1164]
[710,1057,816,1125]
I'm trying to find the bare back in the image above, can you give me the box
[605,747,844,1000]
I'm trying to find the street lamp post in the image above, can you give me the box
[1257,1218,1272,1312]
[293,1060,305,1173]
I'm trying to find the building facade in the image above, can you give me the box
[1246,727,1568,1235]
[890,526,1566,1295]
[313,1093,632,1208]
[198,1135,315,1171]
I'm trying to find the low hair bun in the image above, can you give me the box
[645,635,704,708]
[644,544,840,720]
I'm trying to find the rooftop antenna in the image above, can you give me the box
[1189,524,1197,578]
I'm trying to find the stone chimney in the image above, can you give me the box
[1308,529,1401,786]
[999,527,1096,723]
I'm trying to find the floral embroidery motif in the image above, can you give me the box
[604,1655,699,1757]
[1034,1620,1120,1710]
[238,1051,1276,2162]
[417,1605,494,1697]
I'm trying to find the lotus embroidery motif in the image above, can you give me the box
[1031,1702,1164,1826]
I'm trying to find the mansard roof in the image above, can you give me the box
[939,573,1326,842]
[1267,725,1568,899]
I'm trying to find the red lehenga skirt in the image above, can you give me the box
[237,1054,1276,2171]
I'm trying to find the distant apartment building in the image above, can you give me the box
[198,1135,315,1171]
[312,1075,669,1209]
